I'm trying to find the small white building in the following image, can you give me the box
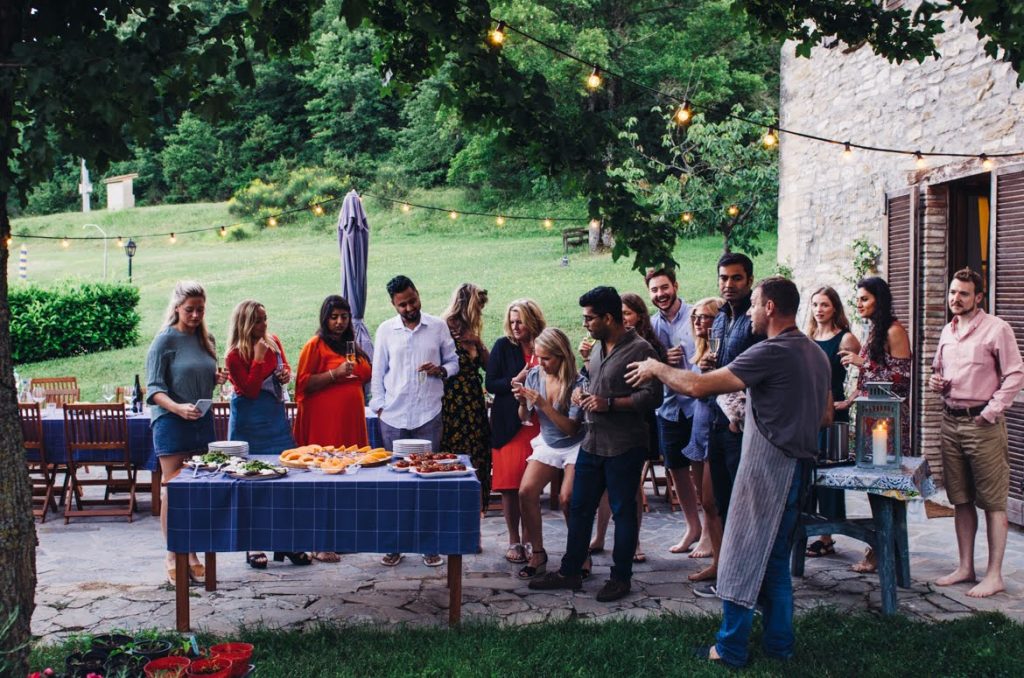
[777,4,1024,524]
[103,173,140,211]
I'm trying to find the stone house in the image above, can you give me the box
[777,5,1024,525]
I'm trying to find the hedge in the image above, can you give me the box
[10,283,141,363]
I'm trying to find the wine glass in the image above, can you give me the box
[578,381,593,425]
[345,341,356,364]
[220,381,234,401]
[513,382,535,426]
[122,384,135,408]
[101,383,116,403]
[707,337,721,359]
[31,386,45,405]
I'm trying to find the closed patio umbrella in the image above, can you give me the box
[338,190,373,361]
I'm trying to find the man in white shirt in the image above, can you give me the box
[370,275,460,567]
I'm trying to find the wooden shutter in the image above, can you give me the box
[885,188,918,453]
[993,166,1024,513]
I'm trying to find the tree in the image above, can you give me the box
[0,2,321,672]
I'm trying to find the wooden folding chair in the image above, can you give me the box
[115,385,146,404]
[30,376,78,391]
[63,404,136,523]
[21,403,58,522]
[642,461,680,511]
[211,402,231,440]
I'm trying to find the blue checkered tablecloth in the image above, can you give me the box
[166,455,481,555]
[27,410,383,474]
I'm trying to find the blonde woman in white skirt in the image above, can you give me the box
[514,328,585,579]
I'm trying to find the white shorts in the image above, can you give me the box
[526,435,580,470]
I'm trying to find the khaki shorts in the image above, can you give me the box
[940,411,1010,512]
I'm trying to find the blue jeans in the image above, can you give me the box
[378,412,443,452]
[707,425,743,522]
[559,447,646,582]
[715,462,803,668]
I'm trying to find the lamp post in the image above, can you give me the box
[82,223,108,279]
[124,238,137,283]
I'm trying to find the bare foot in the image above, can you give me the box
[966,576,1004,598]
[851,548,877,574]
[690,537,713,559]
[588,540,605,554]
[688,565,717,582]
[935,567,977,587]
[669,529,701,554]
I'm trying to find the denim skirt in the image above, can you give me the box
[228,390,295,456]
[153,410,216,457]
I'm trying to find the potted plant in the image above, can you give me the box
[92,632,134,656]
[64,649,107,677]
[185,657,232,677]
[144,655,191,678]
[132,632,174,661]
[209,642,253,678]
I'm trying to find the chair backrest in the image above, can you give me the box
[43,387,80,406]
[211,402,230,441]
[63,404,130,463]
[115,385,147,404]
[285,401,298,426]
[19,403,47,464]
[30,376,78,391]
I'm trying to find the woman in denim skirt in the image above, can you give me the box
[146,281,226,586]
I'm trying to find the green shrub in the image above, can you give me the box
[10,283,141,364]
[229,167,348,226]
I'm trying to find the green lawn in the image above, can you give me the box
[27,610,1024,677]
[9,195,776,400]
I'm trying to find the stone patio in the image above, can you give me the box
[32,477,1024,640]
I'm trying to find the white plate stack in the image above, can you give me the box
[392,438,432,457]
[208,440,249,457]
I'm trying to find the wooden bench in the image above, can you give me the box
[562,228,588,251]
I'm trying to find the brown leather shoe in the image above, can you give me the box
[527,571,583,591]
[596,579,631,602]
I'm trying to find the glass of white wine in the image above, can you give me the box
[102,383,116,403]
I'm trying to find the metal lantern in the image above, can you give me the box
[853,381,904,470]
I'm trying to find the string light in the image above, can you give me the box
[727,205,740,217]
[115,236,124,248]
[169,232,177,244]
[61,238,69,249]
[488,21,506,47]
[449,211,459,220]
[914,151,926,169]
[843,142,853,160]
[4,235,11,247]
[401,203,411,213]
[220,226,227,237]
[585,67,602,91]
[496,215,505,226]
[981,154,993,170]
[267,216,278,228]
[675,102,692,125]
[543,218,553,230]
[681,212,693,223]
[762,127,778,148]
[312,204,325,216]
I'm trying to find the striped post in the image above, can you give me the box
[19,245,27,280]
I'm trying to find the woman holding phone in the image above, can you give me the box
[146,281,227,586]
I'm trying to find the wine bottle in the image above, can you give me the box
[132,374,143,413]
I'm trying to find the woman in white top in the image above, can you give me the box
[514,328,585,579]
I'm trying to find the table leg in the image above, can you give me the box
[448,555,462,627]
[175,553,190,632]
[151,467,162,517]
[205,552,217,592]
[893,500,910,588]
[869,494,897,615]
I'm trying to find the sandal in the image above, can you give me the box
[311,551,340,563]
[188,563,205,585]
[518,549,548,579]
[381,553,404,567]
[805,539,836,558]
[166,566,176,586]
[633,551,647,564]
[274,551,313,566]
[246,552,268,569]
[422,554,444,567]
[505,543,527,564]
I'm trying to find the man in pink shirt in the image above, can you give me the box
[929,268,1024,598]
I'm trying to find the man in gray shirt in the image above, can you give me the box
[627,276,831,668]
[530,286,661,602]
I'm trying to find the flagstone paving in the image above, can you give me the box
[32,479,1024,640]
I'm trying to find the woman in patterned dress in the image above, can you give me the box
[838,276,912,573]
[440,283,491,507]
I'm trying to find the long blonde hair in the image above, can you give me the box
[228,299,267,361]
[533,328,577,413]
[803,286,851,337]
[164,280,216,359]
[442,283,488,338]
[690,296,724,364]
[503,298,546,344]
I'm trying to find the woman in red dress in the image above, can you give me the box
[294,295,372,450]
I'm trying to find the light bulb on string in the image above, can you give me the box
[843,142,853,160]
[914,151,926,169]
[585,67,602,91]
[449,211,459,220]
[681,212,693,223]
[220,226,227,237]
[400,203,411,213]
[496,216,506,227]
[543,218,553,230]
[4,235,11,248]
[116,236,124,248]
[488,21,506,47]
[981,154,993,170]
[675,101,692,125]
[727,205,740,217]
[169,233,177,244]
[312,204,325,216]
[61,238,69,249]
[589,219,600,229]
[267,216,278,228]
[762,127,778,148]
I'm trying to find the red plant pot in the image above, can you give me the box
[209,643,253,677]
[143,655,191,678]
[185,657,233,678]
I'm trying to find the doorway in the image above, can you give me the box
[946,174,991,311]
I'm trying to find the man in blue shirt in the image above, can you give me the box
[645,268,703,555]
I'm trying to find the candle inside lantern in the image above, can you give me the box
[872,420,889,466]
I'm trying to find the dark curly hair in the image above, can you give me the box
[857,276,896,364]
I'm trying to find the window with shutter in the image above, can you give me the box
[993,166,1024,519]
[885,189,918,453]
